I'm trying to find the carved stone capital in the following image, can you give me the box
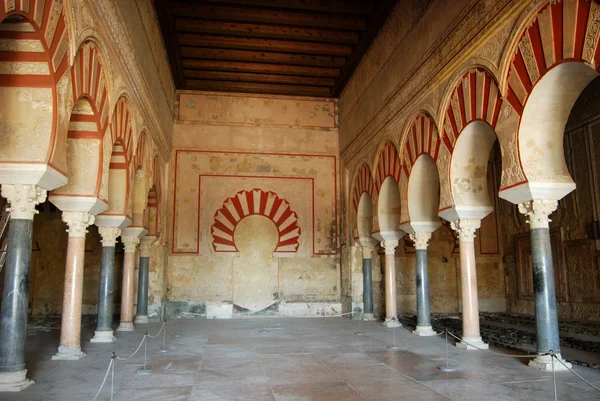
[361,245,375,259]
[1,184,47,220]
[410,232,432,250]
[98,226,121,247]
[450,219,481,242]
[62,211,95,238]
[122,236,140,253]
[518,200,558,229]
[139,242,152,257]
[381,239,398,255]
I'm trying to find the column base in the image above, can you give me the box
[116,322,135,332]
[413,325,437,336]
[382,318,402,328]
[362,313,376,321]
[52,346,87,360]
[0,370,34,392]
[455,336,489,351]
[134,315,149,324]
[90,330,116,343]
[529,354,572,372]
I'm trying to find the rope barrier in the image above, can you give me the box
[116,334,147,361]
[445,330,542,358]
[181,310,355,319]
[550,352,600,392]
[147,321,166,339]
[90,357,114,401]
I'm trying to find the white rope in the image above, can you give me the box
[116,335,147,361]
[90,358,114,401]
[552,354,600,392]
[446,330,542,358]
[147,322,166,339]
[183,310,354,319]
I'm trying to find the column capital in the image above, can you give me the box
[450,219,481,242]
[139,242,152,257]
[98,226,121,247]
[410,232,432,250]
[381,239,398,255]
[62,211,95,238]
[122,236,140,253]
[361,245,375,259]
[1,184,47,220]
[518,200,558,229]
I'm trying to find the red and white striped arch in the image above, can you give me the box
[0,0,70,84]
[134,130,152,171]
[504,0,600,117]
[352,163,375,212]
[441,68,502,151]
[402,113,440,176]
[374,142,401,192]
[70,41,109,134]
[211,189,301,253]
[109,97,134,164]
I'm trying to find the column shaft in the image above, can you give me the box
[136,256,149,318]
[0,219,33,373]
[362,258,373,315]
[459,240,480,340]
[119,250,137,330]
[415,249,431,327]
[96,246,116,331]
[530,227,560,354]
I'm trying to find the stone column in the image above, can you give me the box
[382,239,401,327]
[361,245,375,320]
[52,212,95,360]
[0,185,46,391]
[134,240,152,324]
[410,232,437,336]
[117,236,139,331]
[519,200,571,371]
[90,227,121,343]
[451,219,488,350]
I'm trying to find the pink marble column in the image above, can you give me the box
[382,239,401,327]
[451,219,488,350]
[117,236,139,331]
[53,212,95,360]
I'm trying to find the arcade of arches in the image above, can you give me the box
[1,0,600,400]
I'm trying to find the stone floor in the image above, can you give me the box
[4,318,600,400]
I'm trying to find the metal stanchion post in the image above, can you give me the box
[551,351,558,401]
[354,310,364,336]
[159,319,168,353]
[439,330,456,372]
[136,332,153,375]
[111,351,116,401]
[388,318,401,350]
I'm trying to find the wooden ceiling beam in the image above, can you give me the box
[179,34,353,56]
[205,0,374,15]
[184,69,335,86]
[175,20,359,44]
[183,59,341,77]
[186,79,332,97]
[181,47,346,68]
[152,0,185,88]
[171,3,367,30]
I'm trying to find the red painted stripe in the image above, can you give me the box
[469,72,477,121]
[574,0,591,61]
[433,138,441,161]
[482,74,491,122]
[268,198,283,219]
[550,2,563,63]
[491,97,502,128]
[245,190,254,214]
[528,20,547,77]
[278,237,300,247]
[0,51,46,62]
[0,73,53,86]
[506,87,524,116]
[420,116,425,154]
[279,223,298,237]
[259,191,268,215]
[428,119,434,155]
[457,85,466,128]
[276,208,293,226]
[512,51,533,93]
[447,108,459,140]
[213,237,235,246]
[442,133,453,153]
[232,194,245,218]
[219,206,238,227]
[0,31,38,40]
[213,220,233,236]
[68,130,100,139]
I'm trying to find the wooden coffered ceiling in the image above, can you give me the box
[153,0,399,97]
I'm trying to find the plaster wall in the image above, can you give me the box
[169,92,341,317]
